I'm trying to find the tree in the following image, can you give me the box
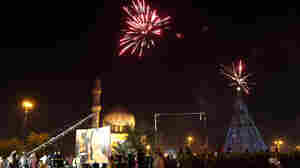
[113,141,131,156]
[26,132,49,156]
[27,132,49,146]
[0,132,49,157]
[10,137,24,151]
[113,126,155,156]
[0,139,11,156]
[0,138,23,157]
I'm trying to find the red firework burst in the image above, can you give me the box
[119,0,171,57]
[219,59,254,95]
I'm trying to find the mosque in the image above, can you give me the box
[103,107,135,147]
[91,78,136,148]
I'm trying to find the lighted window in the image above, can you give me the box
[112,125,116,132]
[114,125,117,132]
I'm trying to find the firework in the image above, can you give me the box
[219,59,254,95]
[176,33,184,39]
[119,0,171,57]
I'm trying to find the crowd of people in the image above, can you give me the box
[107,147,291,168]
[1,147,299,168]
[0,148,166,168]
[0,151,69,168]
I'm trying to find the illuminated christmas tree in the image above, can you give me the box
[220,59,267,152]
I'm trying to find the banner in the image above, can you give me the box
[75,126,111,164]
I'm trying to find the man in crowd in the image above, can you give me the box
[0,156,3,168]
[29,153,37,168]
[153,148,165,168]
[19,153,29,168]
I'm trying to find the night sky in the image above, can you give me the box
[0,3,297,151]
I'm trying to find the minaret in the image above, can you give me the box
[91,78,102,128]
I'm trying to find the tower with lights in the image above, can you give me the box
[221,59,267,152]
[224,93,267,152]
[91,78,102,128]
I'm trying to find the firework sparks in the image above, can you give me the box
[219,59,254,95]
[119,0,171,57]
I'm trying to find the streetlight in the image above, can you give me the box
[146,145,151,151]
[295,145,300,151]
[22,100,34,113]
[146,145,151,156]
[273,139,284,152]
[22,99,34,140]
[187,136,193,146]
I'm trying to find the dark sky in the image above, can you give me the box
[0,2,297,150]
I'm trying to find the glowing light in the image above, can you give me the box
[22,100,34,113]
[187,136,194,146]
[146,145,151,150]
[219,59,254,95]
[274,140,283,145]
[104,110,135,128]
[176,33,184,39]
[91,105,102,112]
[273,139,284,152]
[23,102,33,108]
[111,133,129,151]
[238,59,243,75]
[119,0,171,57]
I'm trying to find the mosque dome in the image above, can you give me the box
[103,107,135,133]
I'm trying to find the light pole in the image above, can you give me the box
[146,144,151,155]
[154,112,159,147]
[200,112,208,152]
[273,139,283,152]
[201,112,208,168]
[22,100,34,139]
[187,136,193,146]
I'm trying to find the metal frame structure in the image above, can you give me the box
[153,112,208,149]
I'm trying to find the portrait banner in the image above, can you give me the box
[75,126,111,164]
